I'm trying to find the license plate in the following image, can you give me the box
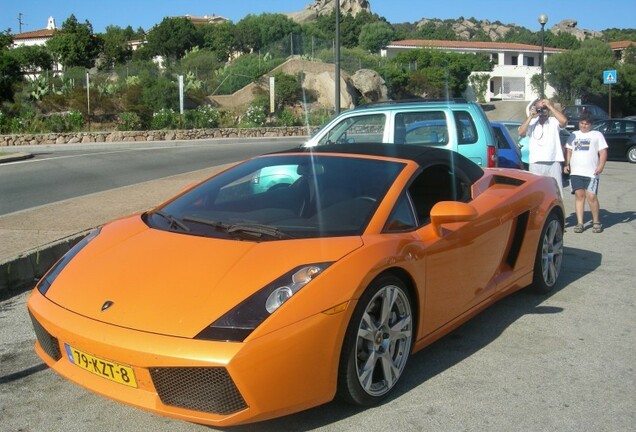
[64,344,137,388]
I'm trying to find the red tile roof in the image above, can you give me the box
[13,28,57,40]
[387,39,565,53]
[609,40,636,50]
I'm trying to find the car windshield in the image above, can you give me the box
[145,154,405,240]
[563,106,584,116]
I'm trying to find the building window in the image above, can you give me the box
[526,57,535,66]
[511,55,518,66]
[491,53,499,65]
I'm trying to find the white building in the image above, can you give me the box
[12,16,57,47]
[382,39,565,102]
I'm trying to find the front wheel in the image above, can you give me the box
[337,275,413,406]
[530,212,564,294]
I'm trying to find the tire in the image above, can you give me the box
[337,274,413,406]
[530,212,564,294]
[627,146,636,164]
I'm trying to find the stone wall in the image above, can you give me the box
[0,126,320,147]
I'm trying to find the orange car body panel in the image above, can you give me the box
[27,150,563,426]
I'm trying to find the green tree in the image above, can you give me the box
[8,45,53,78]
[469,73,490,103]
[389,49,489,98]
[614,46,636,115]
[145,17,202,61]
[310,10,385,48]
[234,14,300,53]
[99,25,134,68]
[374,66,410,100]
[359,22,395,53]
[392,23,419,41]
[272,72,301,109]
[601,28,636,42]
[177,47,220,79]
[544,31,580,50]
[415,22,458,41]
[0,29,13,50]
[199,22,237,62]
[0,50,22,102]
[46,15,102,69]
[546,39,616,103]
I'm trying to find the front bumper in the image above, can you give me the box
[27,290,351,426]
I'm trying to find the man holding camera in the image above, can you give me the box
[518,98,568,197]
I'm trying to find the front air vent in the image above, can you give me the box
[150,367,248,415]
[29,312,62,361]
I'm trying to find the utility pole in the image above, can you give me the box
[335,2,341,115]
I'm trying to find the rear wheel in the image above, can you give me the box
[337,275,413,405]
[627,146,636,163]
[531,213,564,294]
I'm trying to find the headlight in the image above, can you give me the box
[195,263,332,342]
[37,228,101,295]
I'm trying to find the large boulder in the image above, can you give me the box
[302,70,356,110]
[286,0,371,24]
[550,19,602,41]
[351,69,388,102]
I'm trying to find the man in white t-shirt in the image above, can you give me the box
[564,112,608,233]
[518,98,568,197]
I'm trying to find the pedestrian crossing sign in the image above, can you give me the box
[603,70,617,84]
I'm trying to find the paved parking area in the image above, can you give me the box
[1,161,634,432]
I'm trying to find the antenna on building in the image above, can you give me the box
[17,13,27,33]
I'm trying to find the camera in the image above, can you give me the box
[536,106,547,115]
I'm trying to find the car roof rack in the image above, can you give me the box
[357,98,469,108]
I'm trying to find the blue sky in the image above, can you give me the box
[2,0,635,35]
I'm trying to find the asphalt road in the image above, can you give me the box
[0,137,304,216]
[1,161,634,432]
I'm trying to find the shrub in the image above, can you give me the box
[275,108,298,126]
[151,108,179,130]
[45,114,68,132]
[243,104,266,127]
[67,110,85,131]
[117,111,142,131]
[184,105,220,129]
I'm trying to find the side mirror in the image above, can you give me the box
[430,201,478,237]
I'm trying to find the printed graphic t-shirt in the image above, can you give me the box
[566,130,608,177]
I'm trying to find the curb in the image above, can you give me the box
[0,152,34,163]
[0,231,90,300]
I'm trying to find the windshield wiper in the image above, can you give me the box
[154,210,191,232]
[182,216,230,231]
[227,223,294,240]
[182,216,293,240]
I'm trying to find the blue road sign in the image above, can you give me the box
[603,70,617,84]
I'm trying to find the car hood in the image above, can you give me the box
[45,216,363,338]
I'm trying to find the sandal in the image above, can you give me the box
[593,223,603,233]
[573,224,584,233]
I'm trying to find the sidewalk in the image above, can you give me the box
[0,163,229,297]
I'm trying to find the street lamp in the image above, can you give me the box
[538,13,548,98]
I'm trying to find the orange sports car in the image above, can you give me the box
[27,144,565,426]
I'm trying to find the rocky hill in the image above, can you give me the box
[285,0,605,41]
[414,17,603,41]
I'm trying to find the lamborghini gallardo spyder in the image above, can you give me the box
[27,144,565,426]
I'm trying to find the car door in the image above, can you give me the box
[404,165,512,333]
[603,120,632,160]
[310,113,387,145]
